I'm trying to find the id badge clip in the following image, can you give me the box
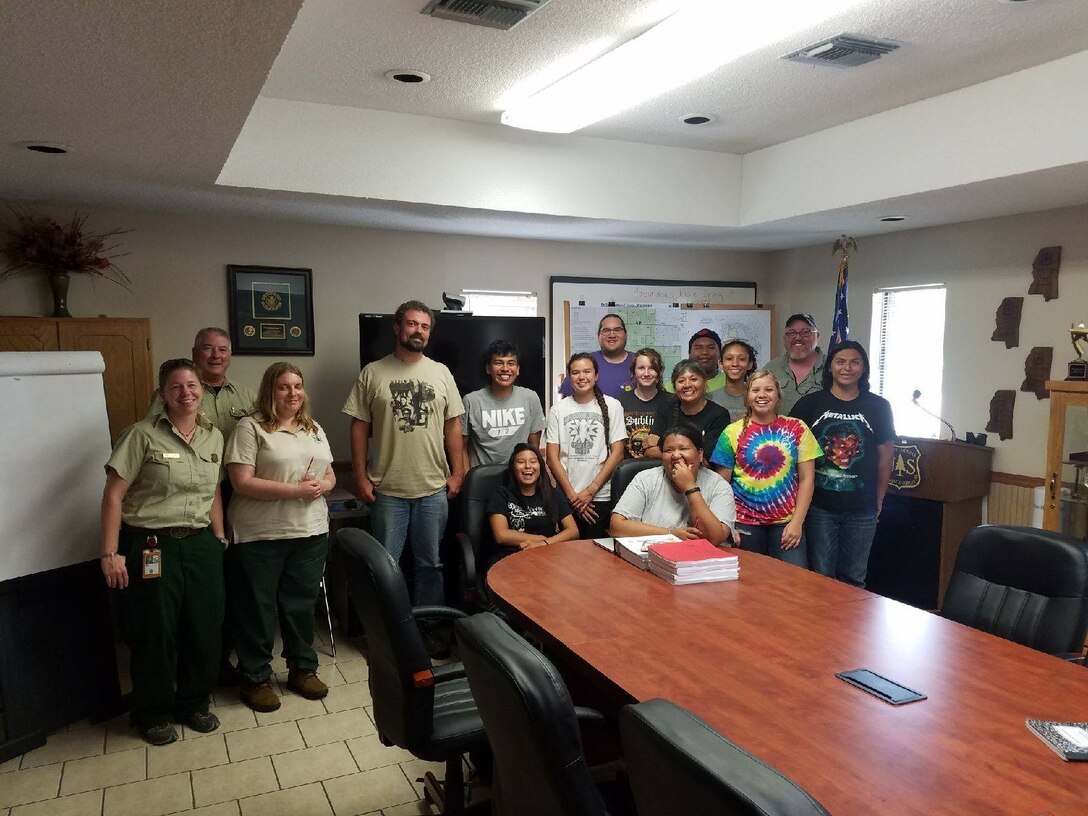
[142,534,162,580]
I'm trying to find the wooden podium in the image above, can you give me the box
[866,437,993,610]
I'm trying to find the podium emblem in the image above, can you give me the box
[889,443,921,490]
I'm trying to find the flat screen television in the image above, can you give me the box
[358,313,547,406]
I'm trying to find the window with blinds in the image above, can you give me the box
[462,290,538,317]
[869,285,947,438]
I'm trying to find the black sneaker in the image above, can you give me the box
[143,722,179,746]
[181,710,221,733]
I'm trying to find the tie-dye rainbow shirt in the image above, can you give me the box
[710,416,822,525]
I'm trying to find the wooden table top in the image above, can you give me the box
[487,541,1088,816]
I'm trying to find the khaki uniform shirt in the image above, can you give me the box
[765,349,827,416]
[106,414,224,528]
[147,378,256,439]
[225,417,334,543]
[342,355,465,499]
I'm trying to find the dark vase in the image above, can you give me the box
[48,271,72,317]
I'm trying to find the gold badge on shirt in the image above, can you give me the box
[211,453,219,463]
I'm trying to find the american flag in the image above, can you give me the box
[831,250,850,346]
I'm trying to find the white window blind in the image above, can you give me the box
[462,290,537,317]
[870,285,947,438]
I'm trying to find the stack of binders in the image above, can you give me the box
[647,539,740,585]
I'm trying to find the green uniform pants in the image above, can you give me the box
[121,528,224,729]
[232,534,329,682]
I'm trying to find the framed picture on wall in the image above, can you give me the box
[227,265,315,356]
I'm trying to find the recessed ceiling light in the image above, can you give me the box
[680,114,716,125]
[385,69,431,84]
[18,141,70,154]
[880,216,907,222]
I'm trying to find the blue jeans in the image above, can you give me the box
[805,506,879,588]
[736,522,808,568]
[370,489,448,606]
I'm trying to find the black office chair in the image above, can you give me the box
[940,524,1088,655]
[337,528,488,815]
[609,458,660,506]
[457,463,507,608]
[455,612,634,816]
[619,698,830,816]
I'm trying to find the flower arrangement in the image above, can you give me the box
[0,209,131,289]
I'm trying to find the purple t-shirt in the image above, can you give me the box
[558,350,633,399]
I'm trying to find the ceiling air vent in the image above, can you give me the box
[420,0,552,31]
[783,33,901,69]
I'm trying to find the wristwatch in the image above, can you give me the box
[684,486,702,496]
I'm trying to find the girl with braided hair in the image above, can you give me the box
[644,359,730,463]
[545,353,627,538]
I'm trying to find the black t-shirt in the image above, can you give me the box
[618,389,670,458]
[791,390,896,513]
[649,398,731,462]
[485,485,573,566]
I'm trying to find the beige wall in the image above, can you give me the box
[763,204,1088,477]
[0,207,770,457]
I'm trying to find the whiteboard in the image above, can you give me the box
[548,275,761,398]
[0,352,111,581]
[559,304,774,396]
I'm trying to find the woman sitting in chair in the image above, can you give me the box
[610,423,735,547]
[488,443,579,563]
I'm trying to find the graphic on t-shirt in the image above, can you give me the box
[389,379,435,433]
[813,416,869,494]
[482,407,527,438]
[564,412,602,458]
[506,501,547,532]
[822,421,864,469]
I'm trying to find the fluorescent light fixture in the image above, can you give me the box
[501,0,866,133]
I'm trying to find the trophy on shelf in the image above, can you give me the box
[1069,323,1088,380]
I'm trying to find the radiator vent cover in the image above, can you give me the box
[783,33,902,69]
[420,0,552,30]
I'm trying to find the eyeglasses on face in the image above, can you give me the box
[599,327,626,335]
[785,329,815,339]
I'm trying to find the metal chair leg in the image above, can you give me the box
[319,571,336,658]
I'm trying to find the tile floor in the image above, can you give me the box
[0,628,447,816]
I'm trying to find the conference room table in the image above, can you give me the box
[486,541,1088,816]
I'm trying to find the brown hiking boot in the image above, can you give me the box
[287,669,329,700]
[239,677,281,712]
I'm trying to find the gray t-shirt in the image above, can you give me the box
[709,387,746,417]
[612,467,736,532]
[460,386,546,467]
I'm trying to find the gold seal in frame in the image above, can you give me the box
[289,326,302,338]
[261,290,283,312]
[243,325,256,337]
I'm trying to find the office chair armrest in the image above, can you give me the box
[431,661,467,683]
[457,532,478,588]
[412,605,470,621]
[574,706,606,726]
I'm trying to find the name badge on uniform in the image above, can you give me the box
[162,452,181,460]
[143,535,162,579]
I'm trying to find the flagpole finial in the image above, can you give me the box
[833,235,858,257]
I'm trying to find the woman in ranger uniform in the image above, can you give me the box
[100,358,227,746]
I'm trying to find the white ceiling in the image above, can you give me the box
[2,0,1087,250]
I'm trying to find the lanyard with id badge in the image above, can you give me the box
[143,535,162,579]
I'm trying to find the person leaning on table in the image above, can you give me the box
[100,358,227,746]
[226,361,336,714]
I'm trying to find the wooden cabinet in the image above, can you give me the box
[1043,380,1088,534]
[0,317,153,441]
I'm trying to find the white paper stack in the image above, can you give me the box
[647,539,740,584]
[613,534,681,570]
